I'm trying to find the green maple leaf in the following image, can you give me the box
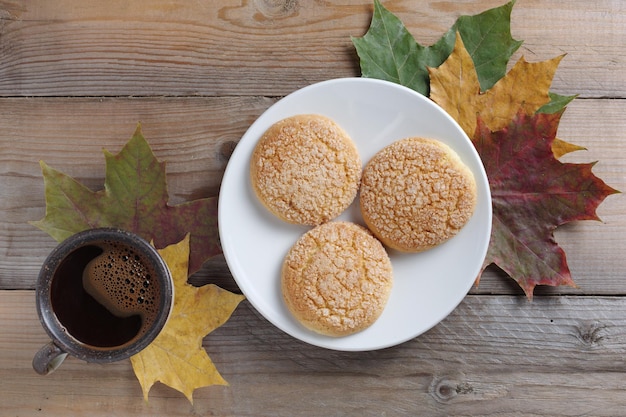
[351,0,451,95]
[474,112,619,298]
[537,92,578,114]
[30,124,220,275]
[352,0,522,96]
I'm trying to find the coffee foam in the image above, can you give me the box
[82,241,162,333]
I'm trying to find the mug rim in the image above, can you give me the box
[36,228,173,363]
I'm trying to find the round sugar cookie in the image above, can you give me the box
[360,137,477,253]
[250,114,361,226]
[281,221,393,337]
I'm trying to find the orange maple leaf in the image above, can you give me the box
[130,234,245,403]
[429,32,563,137]
[551,138,587,158]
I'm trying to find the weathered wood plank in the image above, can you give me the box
[1,96,623,294]
[0,0,622,98]
[3,290,626,416]
[1,97,624,293]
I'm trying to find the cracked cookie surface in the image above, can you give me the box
[360,137,477,252]
[250,114,361,225]
[281,221,393,336]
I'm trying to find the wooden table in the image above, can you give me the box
[1,1,624,415]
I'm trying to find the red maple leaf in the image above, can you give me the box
[473,111,619,298]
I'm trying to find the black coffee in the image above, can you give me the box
[50,241,163,348]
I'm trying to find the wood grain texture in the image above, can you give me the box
[1,0,625,415]
[0,0,623,97]
[4,290,626,416]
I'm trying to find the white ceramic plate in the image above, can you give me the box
[219,78,492,351]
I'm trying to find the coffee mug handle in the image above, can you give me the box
[32,341,68,375]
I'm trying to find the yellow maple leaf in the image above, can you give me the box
[130,234,245,404]
[428,31,481,138]
[429,32,564,136]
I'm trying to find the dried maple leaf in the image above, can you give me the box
[31,126,244,400]
[474,112,619,298]
[428,32,578,159]
[352,1,619,297]
[430,34,619,296]
[30,124,220,274]
[538,92,577,115]
[429,32,563,137]
[131,234,245,403]
[551,138,587,159]
[352,0,522,96]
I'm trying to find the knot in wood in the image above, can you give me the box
[430,376,473,403]
[254,0,298,19]
[576,321,606,348]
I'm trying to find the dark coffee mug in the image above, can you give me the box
[33,228,173,375]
